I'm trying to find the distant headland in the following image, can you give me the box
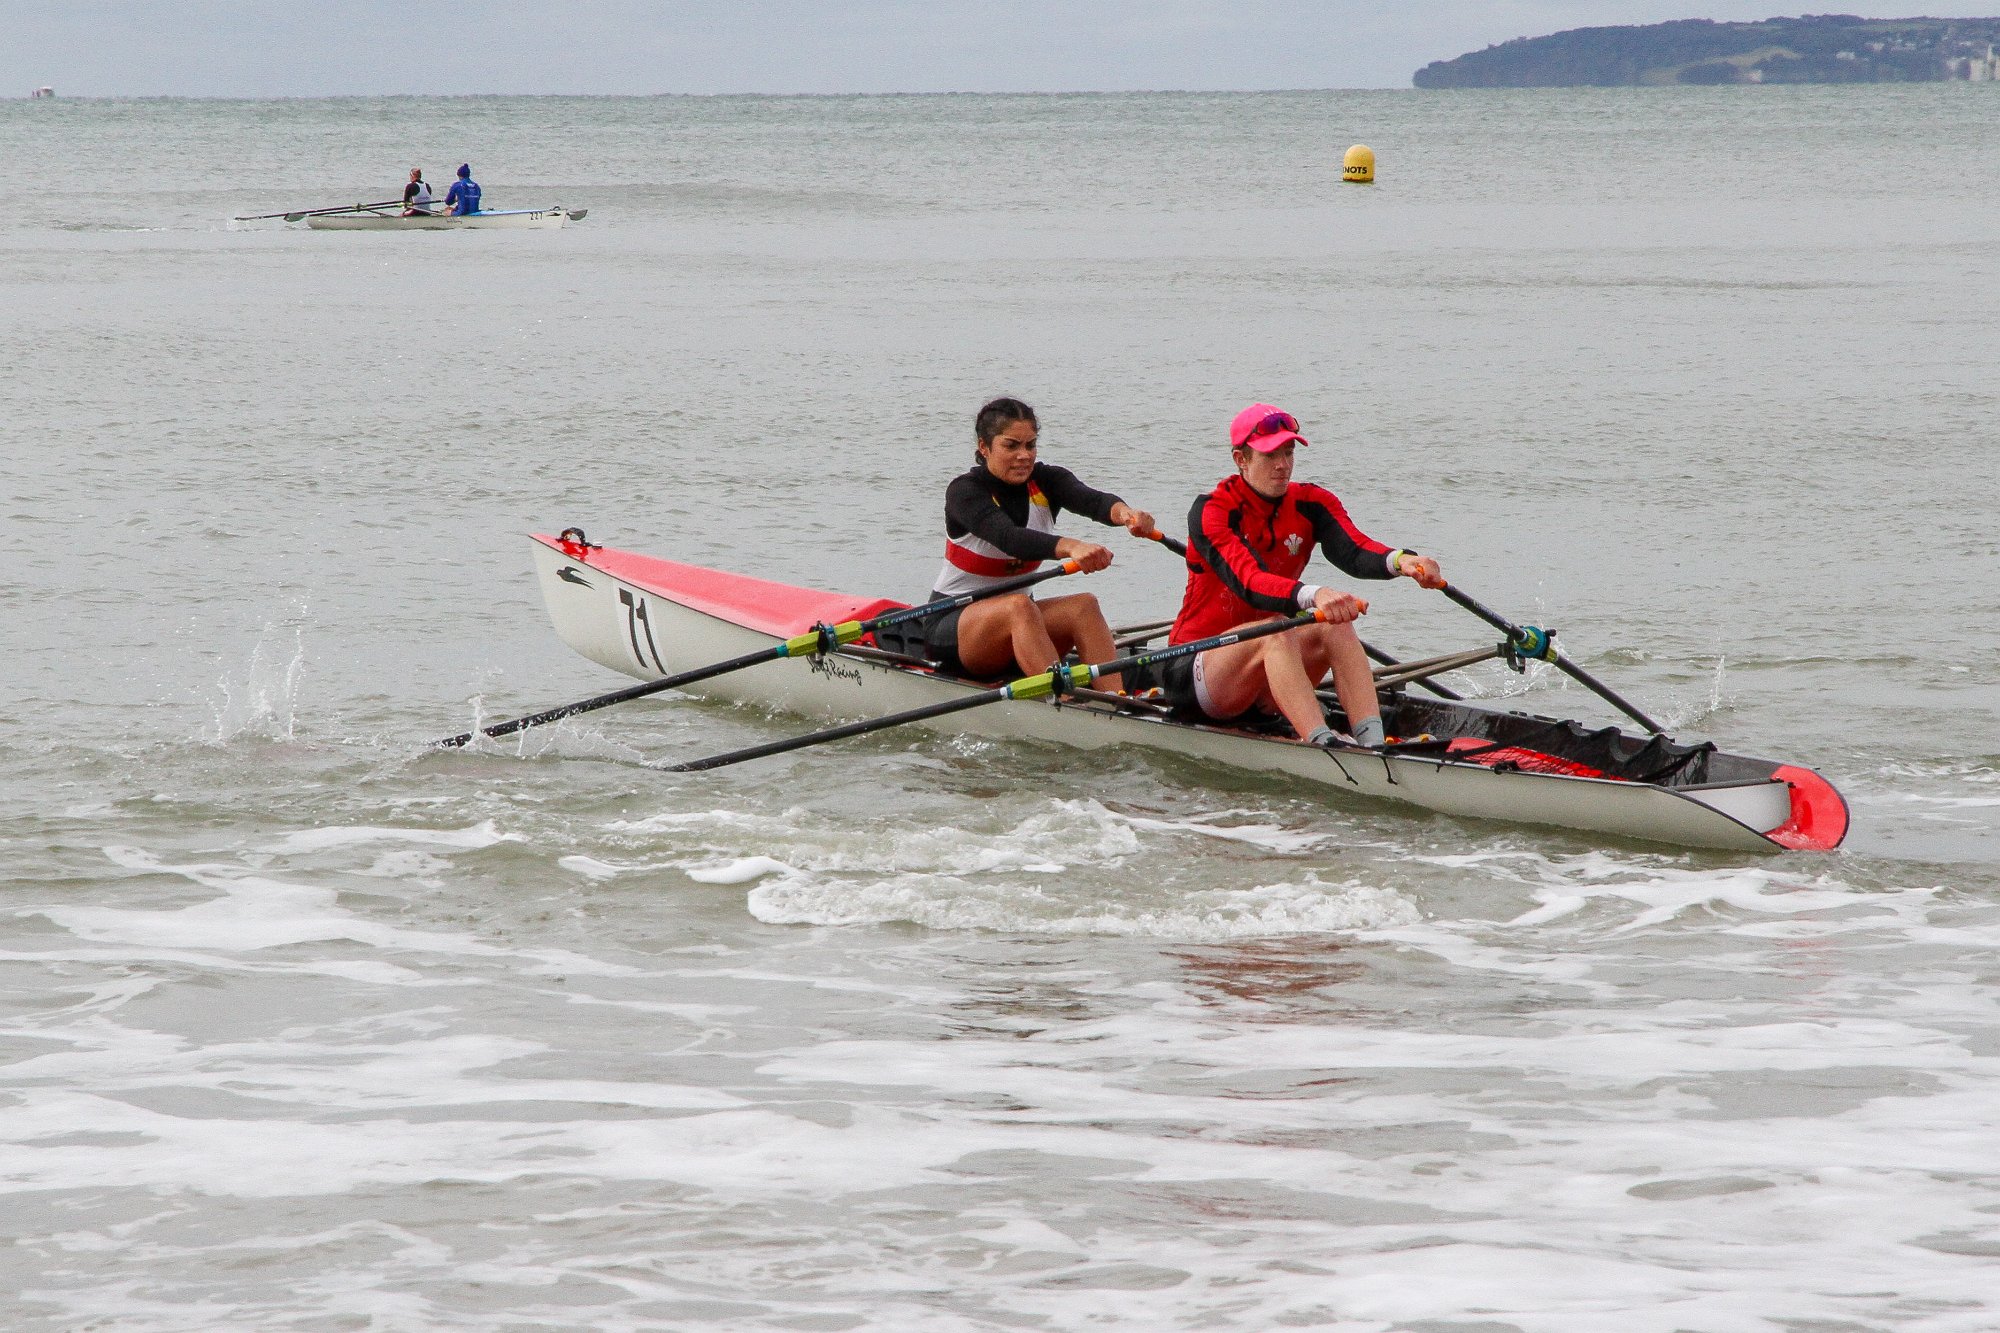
[1414,15,2000,88]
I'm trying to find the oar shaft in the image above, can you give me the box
[434,641,793,748]
[1438,584,1666,735]
[1090,608,1321,683]
[1368,645,1498,693]
[1437,584,1520,641]
[234,198,403,221]
[1361,640,1467,701]
[666,688,1004,772]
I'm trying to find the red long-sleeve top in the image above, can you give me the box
[1171,474,1399,643]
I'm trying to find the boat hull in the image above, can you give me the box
[524,534,1848,854]
[307,207,579,231]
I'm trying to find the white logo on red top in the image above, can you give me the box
[1283,533,1304,555]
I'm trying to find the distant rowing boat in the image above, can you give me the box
[523,532,1850,854]
[305,206,586,231]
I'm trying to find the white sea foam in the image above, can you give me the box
[1113,808,1342,854]
[746,868,1418,939]
[264,820,519,854]
[684,855,795,884]
[611,797,1416,936]
[615,798,1140,878]
[38,846,642,977]
[556,853,627,880]
[1897,792,2000,808]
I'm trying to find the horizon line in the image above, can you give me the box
[14,86,1420,102]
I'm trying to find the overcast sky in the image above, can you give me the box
[3,3,1884,97]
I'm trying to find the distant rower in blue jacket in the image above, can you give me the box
[444,164,481,216]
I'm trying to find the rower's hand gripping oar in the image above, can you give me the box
[1137,528,1463,701]
[664,606,1334,774]
[433,556,1090,749]
[1436,582,1667,735]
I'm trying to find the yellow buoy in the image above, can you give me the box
[1342,144,1375,185]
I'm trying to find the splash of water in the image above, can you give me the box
[204,608,309,744]
[1660,652,1728,732]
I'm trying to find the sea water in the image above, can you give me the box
[2,88,1997,1331]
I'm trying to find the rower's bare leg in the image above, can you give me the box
[1039,593,1122,691]
[956,594,1058,678]
[1320,622,1382,738]
[1193,621,1326,740]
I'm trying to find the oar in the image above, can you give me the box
[664,605,1335,773]
[232,198,404,222]
[434,558,1089,749]
[1437,583,1666,735]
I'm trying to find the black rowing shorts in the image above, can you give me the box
[871,600,969,675]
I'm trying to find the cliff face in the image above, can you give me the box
[1414,16,2000,88]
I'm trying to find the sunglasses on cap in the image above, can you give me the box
[1239,411,1301,446]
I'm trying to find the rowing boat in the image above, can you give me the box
[524,532,1849,854]
[304,206,586,231]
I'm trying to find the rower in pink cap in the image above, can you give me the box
[1150,403,1445,748]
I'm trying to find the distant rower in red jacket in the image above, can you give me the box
[1165,404,1444,748]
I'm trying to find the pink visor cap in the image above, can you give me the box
[1230,403,1309,453]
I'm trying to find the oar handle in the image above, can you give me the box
[1142,530,1189,558]
[1437,582,1666,735]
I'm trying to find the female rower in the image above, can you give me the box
[1160,403,1444,748]
[897,397,1153,690]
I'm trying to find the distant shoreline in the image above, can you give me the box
[1415,15,2000,88]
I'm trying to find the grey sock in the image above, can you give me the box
[1352,716,1386,747]
[1305,726,1341,747]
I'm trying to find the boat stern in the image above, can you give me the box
[1764,763,1851,851]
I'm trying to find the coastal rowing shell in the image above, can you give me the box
[306,207,585,231]
[523,533,1849,854]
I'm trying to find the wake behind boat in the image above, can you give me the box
[501,530,1848,854]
